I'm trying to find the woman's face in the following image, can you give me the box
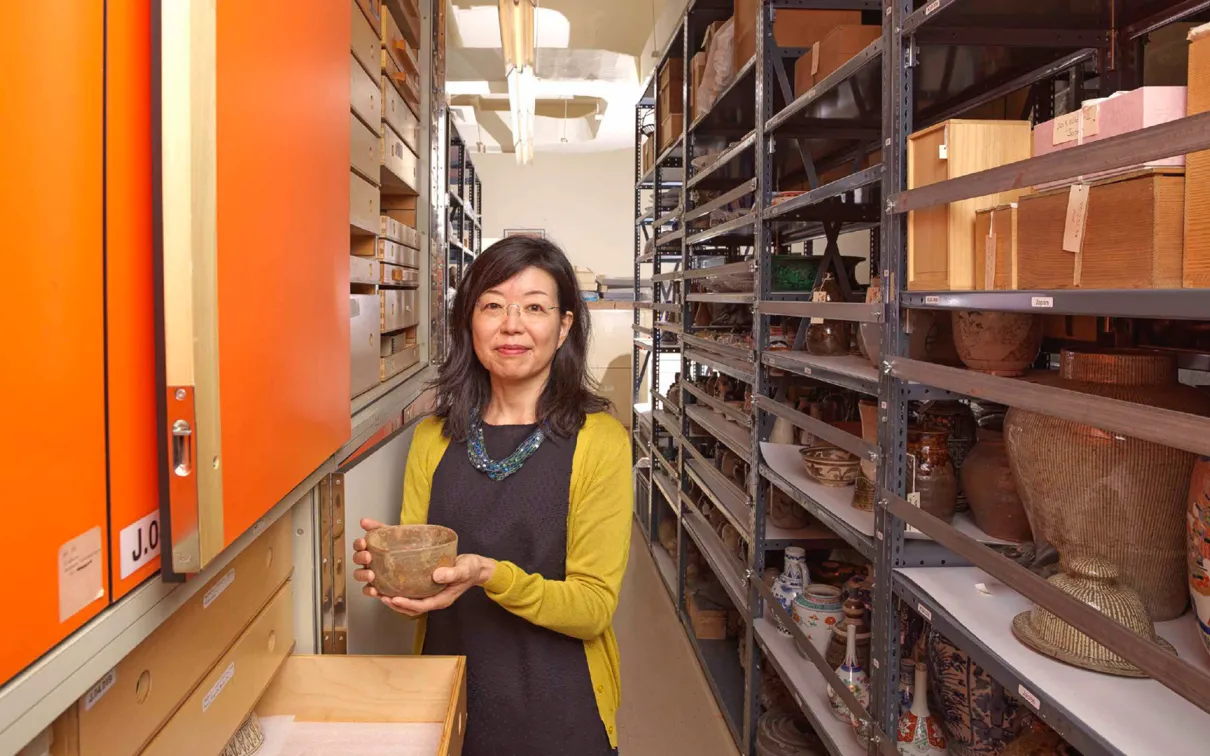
[471,266,572,384]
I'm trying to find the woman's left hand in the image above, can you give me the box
[380,553,497,616]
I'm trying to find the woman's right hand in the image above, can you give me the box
[352,518,384,598]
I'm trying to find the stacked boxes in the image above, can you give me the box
[350,0,383,398]
[657,58,684,152]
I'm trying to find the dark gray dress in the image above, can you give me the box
[421,423,616,756]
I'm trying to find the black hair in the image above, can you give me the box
[432,235,610,441]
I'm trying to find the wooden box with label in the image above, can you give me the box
[1015,168,1184,290]
[972,203,1018,290]
[687,592,728,641]
[1186,22,1210,287]
[382,345,420,380]
[350,53,380,130]
[350,112,380,185]
[796,24,880,94]
[734,0,860,71]
[907,119,1032,291]
[382,75,419,153]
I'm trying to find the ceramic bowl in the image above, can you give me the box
[799,445,859,487]
[366,524,458,599]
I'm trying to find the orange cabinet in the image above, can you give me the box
[0,3,110,686]
[157,0,352,574]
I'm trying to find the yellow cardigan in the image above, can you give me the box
[400,411,633,747]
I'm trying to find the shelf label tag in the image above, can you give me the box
[204,568,237,609]
[202,663,236,712]
[923,295,940,305]
[925,0,941,15]
[1018,684,1041,710]
[810,290,826,324]
[1030,296,1054,308]
[1062,184,1090,253]
[1081,103,1100,137]
[59,526,104,623]
[119,510,162,580]
[84,668,117,711]
[916,602,933,621]
[871,658,880,669]
[1052,111,1080,145]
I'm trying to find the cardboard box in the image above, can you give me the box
[659,113,684,153]
[907,119,1032,291]
[658,57,684,90]
[641,136,655,176]
[1016,168,1184,290]
[973,203,1018,290]
[796,24,881,93]
[1186,22,1210,287]
[734,0,861,71]
[690,51,708,119]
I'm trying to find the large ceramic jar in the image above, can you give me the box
[952,310,1043,377]
[920,401,977,512]
[792,584,845,658]
[807,273,852,357]
[1189,457,1210,659]
[1005,348,1210,620]
[927,629,1029,756]
[908,429,958,523]
[858,279,963,369]
[961,425,1032,543]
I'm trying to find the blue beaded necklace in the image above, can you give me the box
[466,408,546,481]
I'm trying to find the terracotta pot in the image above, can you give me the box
[952,310,1043,377]
[927,629,1030,756]
[920,401,977,512]
[1005,348,1210,620]
[859,280,962,369]
[1188,457,1210,659]
[908,429,958,523]
[962,427,1032,543]
[807,273,852,357]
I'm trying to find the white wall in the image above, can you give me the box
[474,149,637,277]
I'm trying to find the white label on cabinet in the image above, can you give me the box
[916,602,933,621]
[83,668,117,711]
[1018,684,1041,710]
[1052,111,1081,145]
[925,0,941,14]
[202,663,235,713]
[924,295,941,305]
[203,569,236,610]
[938,142,947,160]
[1030,296,1054,308]
[59,527,105,623]
[119,510,161,580]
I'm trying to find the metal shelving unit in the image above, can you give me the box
[446,114,482,289]
[632,1,1210,755]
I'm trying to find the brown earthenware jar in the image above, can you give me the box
[807,273,852,357]
[961,425,1032,543]
[907,429,958,523]
[952,310,1043,377]
[920,401,977,512]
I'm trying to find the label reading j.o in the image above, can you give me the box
[83,668,117,711]
[119,510,161,580]
[202,663,235,713]
[59,527,105,623]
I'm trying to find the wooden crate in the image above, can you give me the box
[807,24,881,89]
[1186,22,1210,287]
[1016,168,1184,290]
[734,0,860,70]
[688,592,727,640]
[907,119,1032,291]
[973,203,1018,290]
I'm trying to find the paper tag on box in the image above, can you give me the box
[811,44,820,77]
[1062,184,1090,252]
[984,211,997,290]
[1052,111,1080,145]
[1081,103,1100,137]
[59,527,104,622]
[810,289,825,324]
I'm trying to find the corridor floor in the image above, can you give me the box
[613,524,740,756]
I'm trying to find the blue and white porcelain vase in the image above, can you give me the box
[828,623,871,744]
[771,547,809,635]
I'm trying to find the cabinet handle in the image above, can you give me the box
[171,420,193,477]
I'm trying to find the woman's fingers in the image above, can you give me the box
[362,583,380,598]
[353,568,375,584]
[360,518,384,532]
[382,596,425,616]
[352,550,373,566]
[352,537,367,552]
[388,595,435,614]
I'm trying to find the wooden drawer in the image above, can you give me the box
[256,656,466,756]
[381,327,417,357]
[380,122,419,193]
[907,119,1032,291]
[139,582,294,756]
[350,53,380,130]
[354,0,381,35]
[66,518,293,756]
[377,238,404,266]
[382,345,420,380]
[351,293,382,398]
[382,75,419,154]
[380,288,404,332]
[350,0,379,79]
[381,0,407,72]
[350,171,379,236]
[380,214,404,243]
[399,242,419,268]
[350,255,379,285]
[401,289,419,328]
[379,262,420,287]
[350,111,380,185]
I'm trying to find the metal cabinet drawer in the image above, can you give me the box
[351,293,382,397]
[350,171,379,236]
[350,255,379,285]
[380,122,418,193]
[350,53,380,129]
[350,112,380,184]
[350,0,379,79]
[382,76,418,154]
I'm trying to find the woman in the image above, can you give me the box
[353,236,632,756]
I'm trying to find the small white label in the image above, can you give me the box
[877,530,884,541]
[925,0,941,14]
[938,143,948,160]
[83,669,117,711]
[807,87,816,100]
[811,44,820,77]
[1052,111,1081,145]
[119,510,161,580]
[801,367,813,376]
[1081,103,1100,137]
[202,663,235,713]
[59,527,105,623]
[871,658,880,669]
[1018,684,1041,710]
[917,602,933,621]
[924,295,941,305]
[1062,184,1090,254]
[885,4,892,15]
[203,569,236,609]
[880,401,887,410]
[1030,296,1054,308]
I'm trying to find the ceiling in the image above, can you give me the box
[446,0,662,155]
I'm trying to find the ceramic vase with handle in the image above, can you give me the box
[828,624,871,743]
[908,429,959,523]
[920,401,976,513]
[771,547,809,635]
[792,584,844,658]
[1188,456,1210,659]
[897,664,949,755]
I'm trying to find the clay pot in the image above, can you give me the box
[807,273,852,357]
[920,401,977,512]
[366,525,458,599]
[1005,348,1210,621]
[1188,457,1210,659]
[962,427,1032,543]
[859,280,963,369]
[907,429,958,523]
[769,485,810,530]
[927,629,1030,756]
[952,310,1043,377]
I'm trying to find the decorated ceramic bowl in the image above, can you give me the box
[799,445,860,487]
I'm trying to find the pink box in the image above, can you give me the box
[1033,86,1186,188]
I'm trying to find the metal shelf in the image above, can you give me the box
[682,261,754,280]
[687,131,757,190]
[687,211,757,246]
[692,56,756,135]
[650,540,679,606]
[682,505,749,614]
[681,333,755,364]
[687,292,755,304]
[761,351,880,395]
[758,300,881,323]
[900,289,1210,321]
[684,451,752,541]
[893,567,1210,756]
[681,382,752,428]
[764,165,884,223]
[686,404,753,462]
[685,348,757,385]
[653,468,681,513]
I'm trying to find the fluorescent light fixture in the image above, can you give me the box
[499,0,537,163]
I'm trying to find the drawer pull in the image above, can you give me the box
[172,420,193,477]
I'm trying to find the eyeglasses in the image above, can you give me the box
[475,299,563,323]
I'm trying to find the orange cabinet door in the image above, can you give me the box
[156,0,352,574]
[0,4,109,685]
